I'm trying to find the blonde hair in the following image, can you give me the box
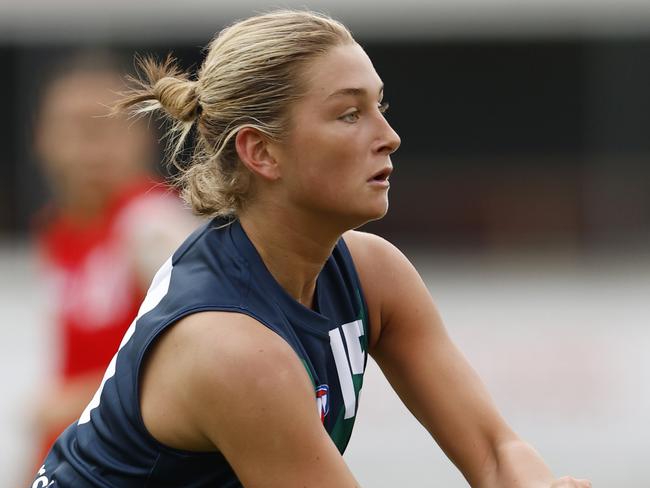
[115,10,354,217]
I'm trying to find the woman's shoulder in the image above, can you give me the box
[169,311,304,375]
[158,310,315,415]
[342,230,412,273]
[139,309,314,452]
[342,230,423,348]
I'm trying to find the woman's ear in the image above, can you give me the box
[235,127,281,181]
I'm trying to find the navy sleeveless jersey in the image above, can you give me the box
[35,218,370,487]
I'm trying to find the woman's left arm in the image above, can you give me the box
[344,231,590,488]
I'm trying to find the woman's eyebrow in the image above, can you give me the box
[326,85,384,100]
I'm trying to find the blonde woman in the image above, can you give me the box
[33,10,591,488]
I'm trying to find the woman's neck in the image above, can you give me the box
[238,206,342,309]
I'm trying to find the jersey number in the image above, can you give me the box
[329,319,365,419]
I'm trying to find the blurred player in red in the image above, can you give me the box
[29,52,198,465]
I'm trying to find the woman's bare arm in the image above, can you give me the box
[344,231,590,488]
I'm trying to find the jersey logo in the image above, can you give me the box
[316,384,330,423]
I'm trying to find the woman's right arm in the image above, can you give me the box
[140,311,361,488]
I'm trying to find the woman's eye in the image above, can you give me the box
[340,111,360,123]
[339,102,389,123]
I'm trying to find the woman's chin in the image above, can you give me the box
[350,201,389,227]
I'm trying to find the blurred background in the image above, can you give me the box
[2,0,650,486]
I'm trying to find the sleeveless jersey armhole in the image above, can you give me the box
[132,305,293,457]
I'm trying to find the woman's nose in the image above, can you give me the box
[376,117,401,155]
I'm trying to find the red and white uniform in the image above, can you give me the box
[37,179,184,380]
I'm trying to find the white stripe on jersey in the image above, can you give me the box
[78,256,174,424]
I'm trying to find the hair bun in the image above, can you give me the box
[154,77,201,123]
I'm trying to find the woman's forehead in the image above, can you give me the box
[303,43,383,101]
